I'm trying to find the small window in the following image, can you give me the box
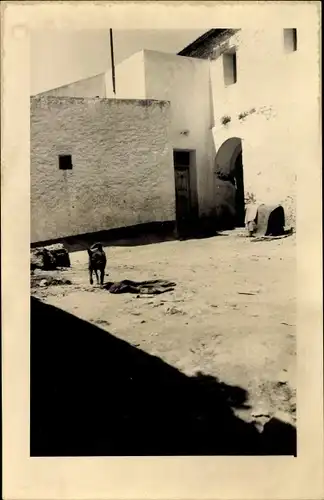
[58,154,73,170]
[284,28,297,52]
[223,50,237,86]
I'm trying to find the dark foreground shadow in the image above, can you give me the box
[30,297,296,457]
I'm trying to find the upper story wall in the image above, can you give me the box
[34,73,107,98]
[105,51,146,99]
[104,48,212,150]
[207,29,301,120]
[143,50,215,216]
[144,50,212,150]
[182,28,308,224]
[31,96,174,242]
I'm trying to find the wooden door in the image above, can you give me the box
[174,166,191,234]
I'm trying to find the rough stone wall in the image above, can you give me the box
[31,96,174,243]
[180,28,307,227]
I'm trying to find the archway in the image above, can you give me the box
[213,137,245,229]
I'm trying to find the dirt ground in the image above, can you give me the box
[31,230,296,430]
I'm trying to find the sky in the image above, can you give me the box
[30,29,207,95]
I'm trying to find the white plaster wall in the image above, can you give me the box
[210,28,307,225]
[143,50,214,217]
[105,51,146,99]
[31,96,174,243]
[34,73,107,98]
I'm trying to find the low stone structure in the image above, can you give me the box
[31,243,70,271]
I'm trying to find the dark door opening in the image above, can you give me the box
[234,151,245,227]
[213,137,245,230]
[173,151,195,237]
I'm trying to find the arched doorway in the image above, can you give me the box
[213,137,245,229]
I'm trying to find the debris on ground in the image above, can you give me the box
[31,243,70,270]
[251,233,293,242]
[104,279,176,295]
[93,319,111,327]
[165,306,187,315]
[31,270,72,288]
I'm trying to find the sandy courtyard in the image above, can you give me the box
[31,231,296,439]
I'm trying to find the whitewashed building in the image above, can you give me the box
[32,28,311,242]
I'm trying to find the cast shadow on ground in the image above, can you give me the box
[31,221,224,254]
[30,297,296,457]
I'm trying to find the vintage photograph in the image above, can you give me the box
[30,28,297,457]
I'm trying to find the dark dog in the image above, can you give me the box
[87,243,107,286]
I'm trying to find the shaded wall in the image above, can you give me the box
[31,96,174,243]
